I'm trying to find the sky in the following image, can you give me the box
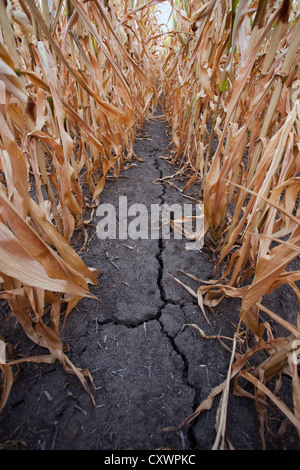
[155,1,173,31]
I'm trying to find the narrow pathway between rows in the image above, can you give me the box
[0,108,273,450]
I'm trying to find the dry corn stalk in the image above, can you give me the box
[159,0,300,445]
[0,0,159,411]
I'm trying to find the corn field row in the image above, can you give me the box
[0,0,160,408]
[160,0,300,446]
[0,0,300,448]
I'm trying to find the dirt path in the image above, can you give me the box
[0,108,299,451]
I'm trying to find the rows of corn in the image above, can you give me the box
[158,0,300,448]
[1,0,300,449]
[0,0,160,410]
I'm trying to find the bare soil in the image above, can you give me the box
[0,107,299,451]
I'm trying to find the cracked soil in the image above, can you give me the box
[0,107,299,451]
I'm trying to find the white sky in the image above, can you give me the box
[155,1,172,31]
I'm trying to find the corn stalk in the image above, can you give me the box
[0,0,158,411]
[159,0,300,446]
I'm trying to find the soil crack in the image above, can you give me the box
[152,124,199,449]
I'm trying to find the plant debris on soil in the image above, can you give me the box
[0,108,299,451]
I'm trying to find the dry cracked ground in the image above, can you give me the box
[0,107,299,451]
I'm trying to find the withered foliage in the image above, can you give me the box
[0,0,159,410]
[1,0,300,449]
[159,0,300,448]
